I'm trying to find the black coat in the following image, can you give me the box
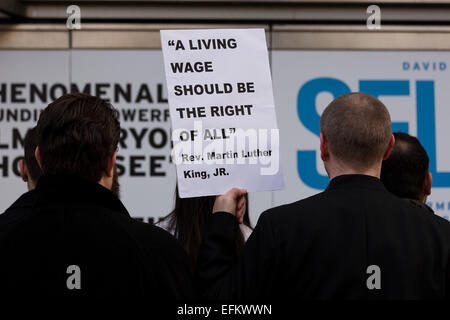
[197,174,450,299]
[0,174,195,298]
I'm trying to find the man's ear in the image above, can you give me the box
[424,170,432,196]
[35,147,43,169]
[320,133,329,162]
[382,134,396,160]
[19,159,28,182]
[105,152,117,178]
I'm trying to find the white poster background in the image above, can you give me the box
[161,29,284,198]
[0,50,69,214]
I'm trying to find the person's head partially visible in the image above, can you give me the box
[319,92,395,179]
[381,132,432,203]
[35,93,120,196]
[19,127,43,190]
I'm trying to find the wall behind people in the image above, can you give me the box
[1,33,450,222]
[0,49,272,224]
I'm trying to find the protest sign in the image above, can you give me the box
[160,28,284,197]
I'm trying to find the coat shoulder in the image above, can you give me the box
[257,191,327,228]
[106,209,186,255]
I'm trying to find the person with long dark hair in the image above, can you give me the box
[157,187,252,268]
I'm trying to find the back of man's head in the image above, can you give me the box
[380,132,430,201]
[320,92,392,170]
[36,93,120,182]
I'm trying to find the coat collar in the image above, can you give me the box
[405,198,435,214]
[34,174,130,217]
[326,174,386,192]
[6,189,39,211]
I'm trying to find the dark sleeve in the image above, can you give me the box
[131,222,197,300]
[444,226,450,300]
[152,229,197,300]
[196,211,278,299]
[446,254,450,300]
[432,217,450,300]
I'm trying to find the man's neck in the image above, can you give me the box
[326,161,382,181]
[98,175,112,190]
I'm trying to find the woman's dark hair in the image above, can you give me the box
[161,186,252,268]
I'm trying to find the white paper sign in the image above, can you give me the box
[160,28,284,198]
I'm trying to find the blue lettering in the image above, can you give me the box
[359,80,410,132]
[416,81,450,187]
[297,78,450,190]
[297,78,350,189]
[436,202,445,211]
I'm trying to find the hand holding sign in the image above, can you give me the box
[213,188,247,224]
[160,28,284,198]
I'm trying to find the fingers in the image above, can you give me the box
[226,188,247,200]
[236,195,246,224]
[212,188,248,219]
[237,195,246,210]
[232,188,247,224]
[238,203,245,224]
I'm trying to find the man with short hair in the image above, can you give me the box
[381,132,433,212]
[19,127,43,191]
[0,93,195,297]
[198,92,450,299]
